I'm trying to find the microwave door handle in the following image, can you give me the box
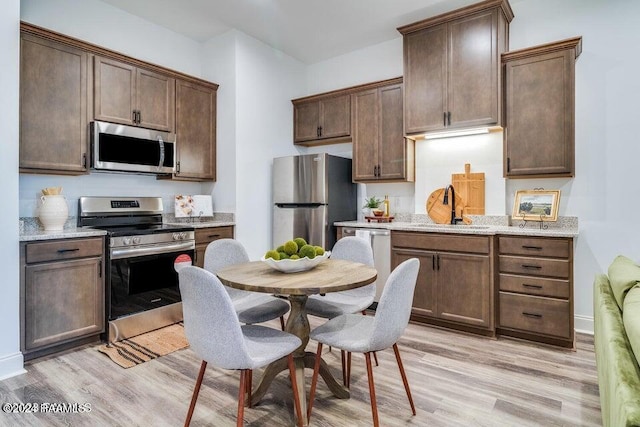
[158,136,165,169]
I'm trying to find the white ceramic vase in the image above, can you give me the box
[39,195,68,231]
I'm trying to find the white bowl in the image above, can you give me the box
[261,251,331,273]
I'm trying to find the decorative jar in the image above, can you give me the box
[39,195,68,231]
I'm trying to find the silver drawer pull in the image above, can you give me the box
[522,264,542,269]
[522,245,543,250]
[522,283,543,289]
[522,312,542,319]
[57,248,80,254]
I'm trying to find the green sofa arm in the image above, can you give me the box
[594,273,640,427]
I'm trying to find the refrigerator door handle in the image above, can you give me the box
[275,203,324,208]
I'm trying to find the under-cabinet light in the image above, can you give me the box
[420,126,501,140]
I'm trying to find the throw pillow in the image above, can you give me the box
[608,255,640,309]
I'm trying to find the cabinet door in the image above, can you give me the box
[352,89,379,181]
[448,9,499,128]
[94,56,136,126]
[194,226,235,267]
[136,68,175,132]
[377,84,406,180]
[175,80,216,180]
[294,101,321,143]
[403,24,447,134]
[505,49,574,177]
[24,257,104,350]
[319,95,351,139]
[20,34,88,173]
[437,252,491,328]
[393,249,436,318]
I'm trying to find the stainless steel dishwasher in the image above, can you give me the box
[342,227,391,304]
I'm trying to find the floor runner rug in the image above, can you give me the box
[97,323,189,368]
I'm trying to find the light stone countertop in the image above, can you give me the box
[334,218,578,238]
[20,228,108,242]
[20,215,235,242]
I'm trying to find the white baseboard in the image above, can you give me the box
[0,352,25,381]
[575,314,594,335]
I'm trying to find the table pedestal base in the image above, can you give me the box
[251,351,350,403]
[250,295,349,426]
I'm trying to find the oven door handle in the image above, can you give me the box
[110,241,195,260]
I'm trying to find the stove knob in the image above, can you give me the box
[123,238,132,246]
[172,233,180,241]
[180,232,187,239]
[133,237,141,245]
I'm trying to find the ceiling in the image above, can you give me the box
[99,0,500,64]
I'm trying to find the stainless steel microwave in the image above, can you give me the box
[90,121,176,174]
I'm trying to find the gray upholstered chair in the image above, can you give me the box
[204,239,289,329]
[307,258,420,426]
[305,235,377,383]
[179,266,303,427]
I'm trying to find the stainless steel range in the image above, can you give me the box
[78,196,194,342]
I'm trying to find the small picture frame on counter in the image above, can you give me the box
[513,190,560,222]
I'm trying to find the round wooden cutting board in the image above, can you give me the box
[426,188,471,224]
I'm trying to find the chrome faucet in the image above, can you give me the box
[442,185,462,225]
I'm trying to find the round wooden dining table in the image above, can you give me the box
[216,258,377,426]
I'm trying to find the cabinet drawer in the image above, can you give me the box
[499,292,571,339]
[499,274,570,299]
[392,231,489,254]
[195,226,234,245]
[498,236,570,258]
[499,255,569,279]
[26,238,103,264]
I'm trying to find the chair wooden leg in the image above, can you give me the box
[307,343,323,422]
[365,352,379,427]
[287,354,303,427]
[346,352,352,389]
[393,343,416,415]
[280,315,285,331]
[246,369,253,408]
[341,350,347,386]
[237,370,246,427]
[184,360,207,427]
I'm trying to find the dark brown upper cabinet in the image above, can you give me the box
[20,32,89,175]
[172,79,218,181]
[94,56,175,132]
[293,93,351,145]
[398,0,513,138]
[352,78,415,183]
[503,37,582,178]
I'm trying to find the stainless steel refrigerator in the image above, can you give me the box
[272,153,356,251]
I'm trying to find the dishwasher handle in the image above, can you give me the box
[343,227,390,237]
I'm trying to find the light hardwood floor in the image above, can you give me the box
[0,319,601,426]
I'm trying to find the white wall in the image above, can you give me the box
[201,31,238,214]
[0,0,24,380]
[21,0,202,76]
[302,0,640,332]
[506,0,640,331]
[19,0,209,216]
[233,32,306,258]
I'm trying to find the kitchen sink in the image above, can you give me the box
[411,224,491,230]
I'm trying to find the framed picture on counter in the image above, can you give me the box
[512,190,560,222]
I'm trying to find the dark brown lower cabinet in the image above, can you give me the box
[194,226,235,268]
[21,237,105,360]
[391,231,494,335]
[497,235,574,348]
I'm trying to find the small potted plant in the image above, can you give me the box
[362,196,382,217]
